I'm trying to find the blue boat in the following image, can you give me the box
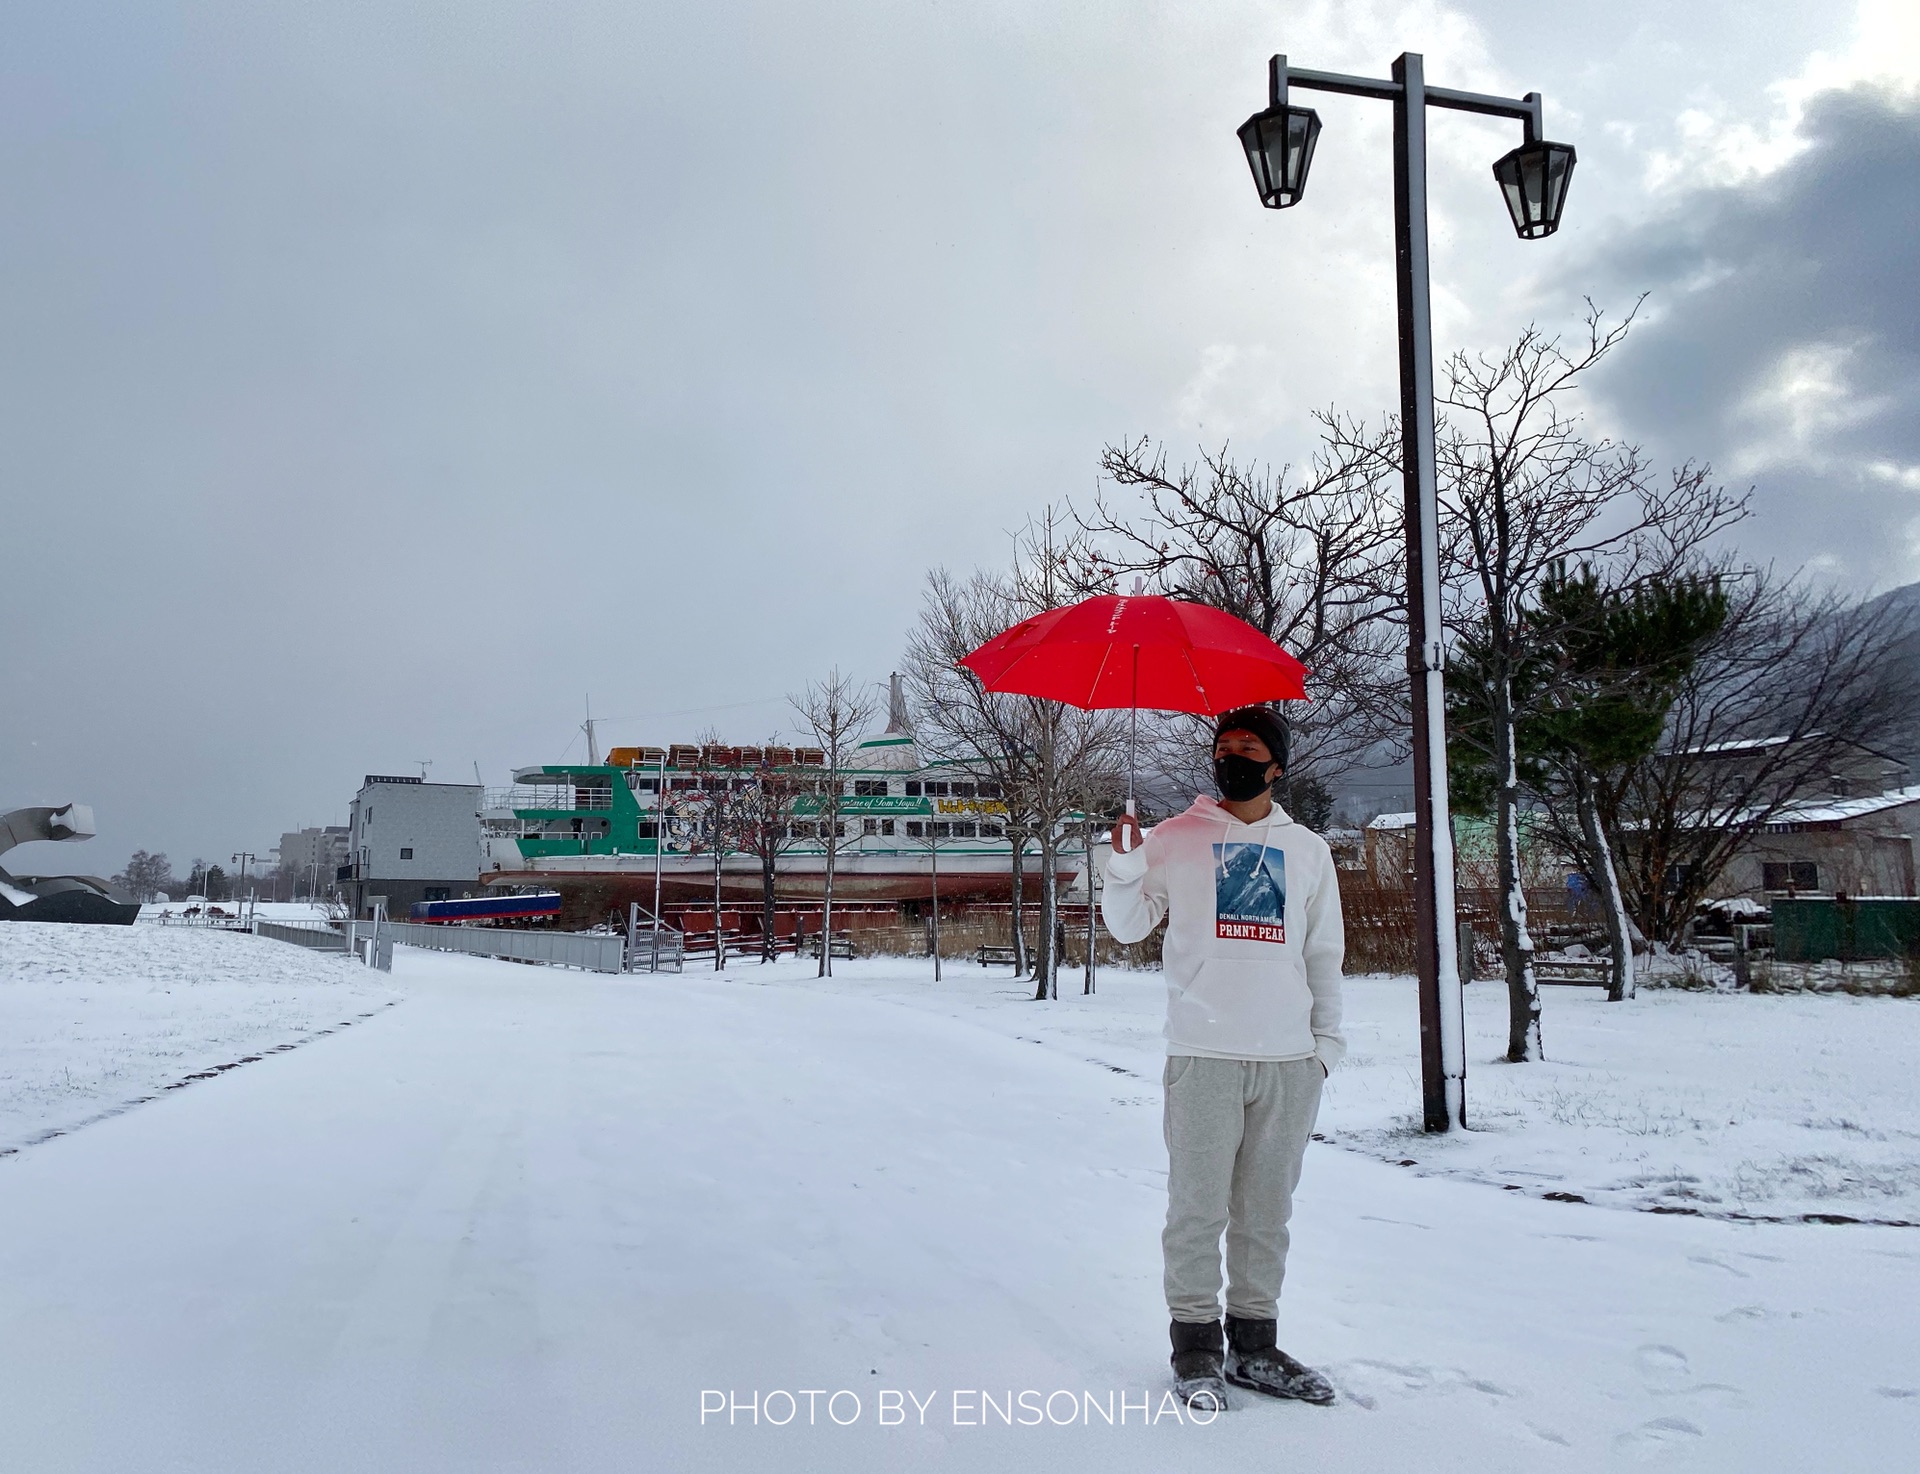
[410,891,562,924]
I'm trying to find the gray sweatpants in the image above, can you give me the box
[1163,1054,1324,1324]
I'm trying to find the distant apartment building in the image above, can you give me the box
[276,826,350,895]
[340,776,484,919]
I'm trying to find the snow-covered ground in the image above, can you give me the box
[0,923,396,1155]
[786,961,1920,1225]
[0,936,1915,1472]
[141,900,339,923]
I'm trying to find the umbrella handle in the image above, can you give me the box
[1118,797,1137,853]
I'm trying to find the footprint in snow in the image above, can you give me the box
[1343,1360,1514,1400]
[1634,1344,1691,1392]
[1614,1416,1704,1458]
[1875,1386,1919,1399]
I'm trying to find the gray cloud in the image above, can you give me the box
[0,1,1896,873]
[1581,85,1920,582]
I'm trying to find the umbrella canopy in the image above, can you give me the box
[957,592,1308,714]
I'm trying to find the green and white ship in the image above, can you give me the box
[480,721,1080,912]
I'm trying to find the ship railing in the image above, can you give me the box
[482,784,614,814]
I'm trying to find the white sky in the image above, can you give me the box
[1,0,1915,872]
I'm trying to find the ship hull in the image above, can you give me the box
[483,850,1081,911]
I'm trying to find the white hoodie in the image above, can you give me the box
[1101,795,1346,1071]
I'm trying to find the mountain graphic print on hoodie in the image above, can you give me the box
[1101,795,1346,1069]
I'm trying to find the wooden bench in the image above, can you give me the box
[1535,956,1612,986]
[807,931,856,960]
[974,944,1020,967]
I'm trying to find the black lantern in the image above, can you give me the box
[1238,102,1322,209]
[1491,139,1576,239]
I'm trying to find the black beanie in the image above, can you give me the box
[1213,706,1289,772]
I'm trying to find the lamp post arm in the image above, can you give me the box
[1284,63,1545,140]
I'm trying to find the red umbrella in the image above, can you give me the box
[958,590,1308,832]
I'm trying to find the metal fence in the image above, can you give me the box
[255,919,350,952]
[386,920,628,973]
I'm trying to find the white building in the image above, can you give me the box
[342,776,483,919]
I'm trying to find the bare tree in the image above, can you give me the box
[902,570,1040,974]
[1068,421,1406,800]
[904,541,1123,1001]
[733,741,804,963]
[789,669,879,977]
[689,732,748,972]
[1601,574,1919,943]
[111,849,175,903]
[1436,304,1747,1060]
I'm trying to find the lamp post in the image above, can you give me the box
[231,851,258,929]
[1239,52,1575,1133]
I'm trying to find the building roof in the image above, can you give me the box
[1758,784,1920,826]
[1366,811,1416,831]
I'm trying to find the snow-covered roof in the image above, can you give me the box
[1759,784,1920,826]
[1366,811,1416,831]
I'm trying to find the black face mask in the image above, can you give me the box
[1213,753,1274,802]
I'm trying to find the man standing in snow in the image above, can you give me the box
[1101,706,1343,1412]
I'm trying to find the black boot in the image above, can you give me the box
[1223,1315,1336,1405]
[1169,1318,1232,1413]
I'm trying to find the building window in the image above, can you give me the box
[880,819,895,836]
[905,781,922,797]
[853,780,889,797]
[978,782,1002,799]
[926,781,950,798]
[953,782,978,799]
[423,887,450,902]
[1762,861,1819,891]
[399,847,414,860]
[863,818,879,835]
[905,821,924,838]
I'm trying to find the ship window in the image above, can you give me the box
[636,822,659,839]
[926,782,949,798]
[423,887,450,902]
[905,781,922,796]
[670,777,697,791]
[978,782,1002,799]
[932,821,952,838]
[400,848,414,860]
[953,782,977,799]
[863,818,879,835]
[905,821,924,838]
[625,775,659,793]
[853,780,889,798]
[953,822,977,838]
[880,819,895,836]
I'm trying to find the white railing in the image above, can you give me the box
[255,919,349,952]
[386,920,628,973]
